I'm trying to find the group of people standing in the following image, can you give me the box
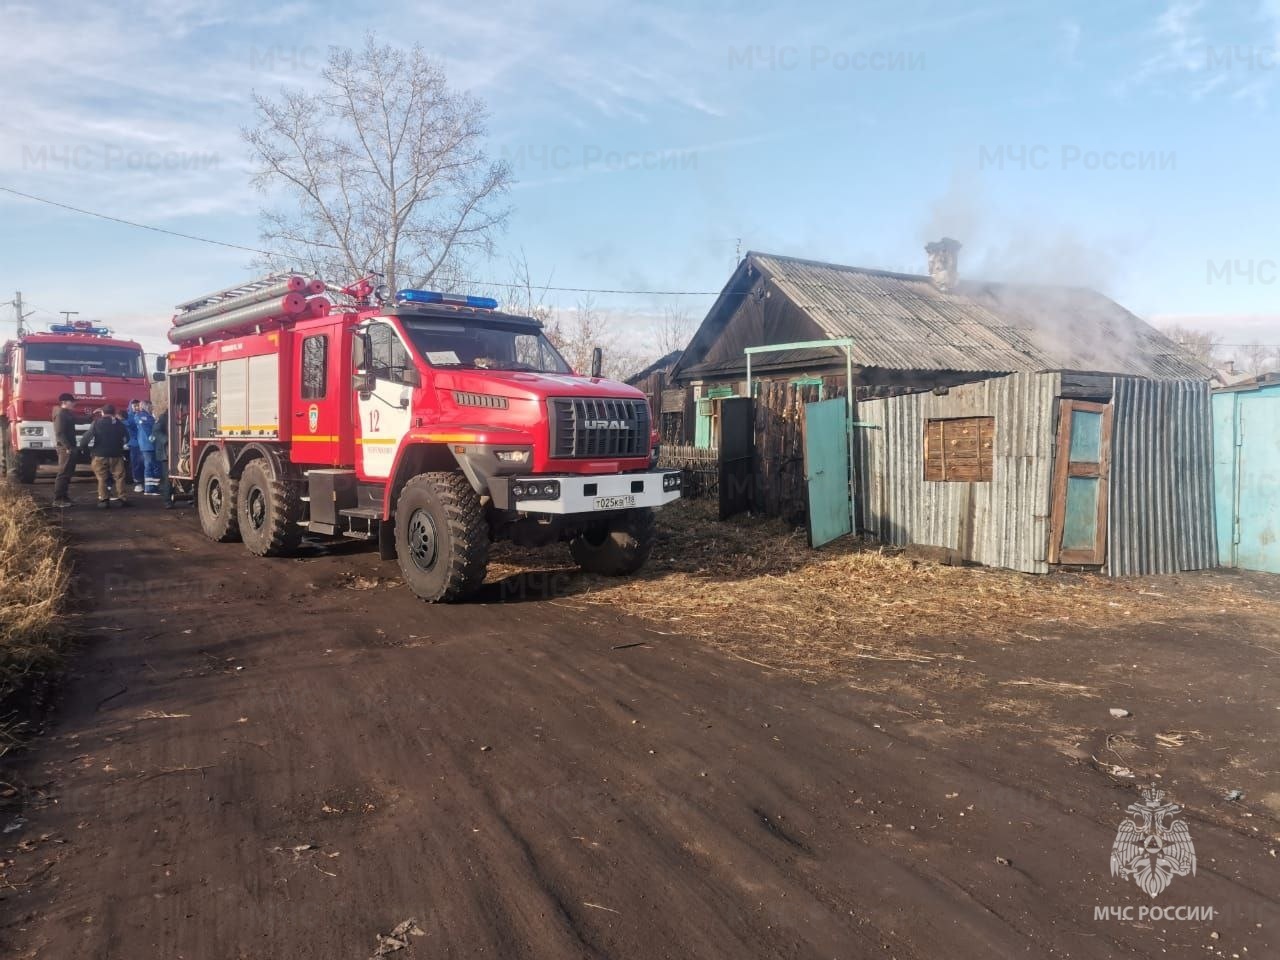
[51,397,170,509]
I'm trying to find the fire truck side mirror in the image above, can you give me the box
[155,355,167,372]
[590,347,603,378]
[353,372,375,397]
[152,372,166,383]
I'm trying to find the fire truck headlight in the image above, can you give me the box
[495,449,530,464]
[19,426,45,436]
[512,480,560,501]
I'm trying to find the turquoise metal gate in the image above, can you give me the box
[803,398,852,547]
[1214,381,1280,573]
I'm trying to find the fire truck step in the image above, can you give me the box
[338,507,380,519]
[336,506,380,541]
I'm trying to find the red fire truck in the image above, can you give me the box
[1,322,151,483]
[164,275,680,602]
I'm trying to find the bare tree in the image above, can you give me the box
[1236,341,1275,376]
[554,295,605,376]
[504,250,559,332]
[655,305,694,357]
[531,295,643,380]
[244,35,511,290]
[1160,324,1222,367]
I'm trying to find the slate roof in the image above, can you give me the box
[673,252,1211,381]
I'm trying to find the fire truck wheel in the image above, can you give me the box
[197,453,241,543]
[394,472,488,602]
[236,458,303,557]
[569,508,657,576]
[2,430,36,484]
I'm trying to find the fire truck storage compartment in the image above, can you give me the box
[218,355,279,437]
[306,469,359,534]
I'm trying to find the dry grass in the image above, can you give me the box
[0,486,70,705]
[492,498,1280,676]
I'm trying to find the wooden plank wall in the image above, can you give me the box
[752,380,850,523]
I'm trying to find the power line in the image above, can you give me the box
[0,184,725,298]
[10,183,1280,324]
[0,185,277,257]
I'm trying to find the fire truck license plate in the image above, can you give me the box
[594,495,635,510]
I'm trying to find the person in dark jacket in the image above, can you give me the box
[51,393,79,507]
[79,404,131,508]
[150,410,173,506]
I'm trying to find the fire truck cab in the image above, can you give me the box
[0,322,150,483]
[165,276,680,602]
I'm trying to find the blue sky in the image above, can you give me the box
[1,0,1278,363]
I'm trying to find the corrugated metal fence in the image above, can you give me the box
[1105,378,1217,575]
[857,373,1060,573]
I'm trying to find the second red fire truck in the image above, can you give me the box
[163,275,680,602]
[1,322,151,483]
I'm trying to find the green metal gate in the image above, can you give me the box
[803,398,852,547]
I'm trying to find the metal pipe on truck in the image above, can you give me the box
[303,296,331,318]
[167,293,306,344]
[173,276,308,327]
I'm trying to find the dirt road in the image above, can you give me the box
[2,485,1277,959]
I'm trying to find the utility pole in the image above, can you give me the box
[11,291,33,337]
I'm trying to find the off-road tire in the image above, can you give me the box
[236,458,303,557]
[197,452,240,543]
[570,508,657,576]
[1,428,37,484]
[394,472,488,603]
[14,450,38,484]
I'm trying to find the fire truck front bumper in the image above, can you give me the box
[488,470,682,515]
[14,421,92,452]
[15,420,55,451]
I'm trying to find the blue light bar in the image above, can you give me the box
[50,323,111,335]
[396,289,499,310]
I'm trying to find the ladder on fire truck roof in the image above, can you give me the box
[174,273,320,315]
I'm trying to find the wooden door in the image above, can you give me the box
[1048,400,1113,565]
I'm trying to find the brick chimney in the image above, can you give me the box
[925,237,962,291]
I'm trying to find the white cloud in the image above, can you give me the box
[1122,0,1277,105]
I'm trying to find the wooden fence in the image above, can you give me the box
[750,381,849,523]
[658,444,719,499]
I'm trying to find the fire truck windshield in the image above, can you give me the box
[399,318,571,374]
[23,342,145,378]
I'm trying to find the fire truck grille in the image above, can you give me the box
[549,398,650,459]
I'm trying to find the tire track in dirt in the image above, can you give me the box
[1,492,1276,959]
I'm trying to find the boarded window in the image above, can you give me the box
[924,417,994,482]
[301,334,327,399]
